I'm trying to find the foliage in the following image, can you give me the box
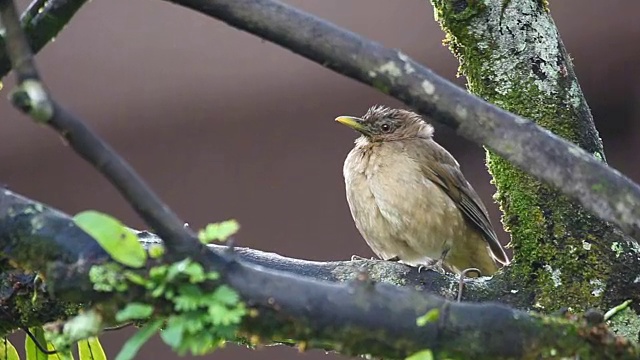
[1,330,104,360]
[74,211,147,268]
[198,220,240,244]
[5,212,247,360]
[81,212,245,359]
[416,309,440,327]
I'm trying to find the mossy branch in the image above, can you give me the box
[429,0,639,314]
[1,188,638,359]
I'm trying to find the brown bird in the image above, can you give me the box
[336,106,508,276]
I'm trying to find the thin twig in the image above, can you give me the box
[0,0,216,263]
[604,299,632,321]
[22,327,58,355]
[166,0,640,242]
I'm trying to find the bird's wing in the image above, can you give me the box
[414,140,509,265]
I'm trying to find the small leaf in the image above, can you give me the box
[115,303,154,322]
[212,285,240,306]
[173,285,203,311]
[0,337,20,360]
[25,327,47,360]
[77,337,106,360]
[123,271,146,286]
[182,262,206,283]
[47,341,74,360]
[115,320,162,360]
[416,309,439,327]
[159,317,185,349]
[74,211,147,268]
[148,244,165,259]
[198,220,240,244]
[405,349,434,360]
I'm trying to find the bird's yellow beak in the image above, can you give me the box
[335,116,366,133]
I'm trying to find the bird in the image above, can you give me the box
[335,105,509,276]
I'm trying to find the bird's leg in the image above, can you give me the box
[457,267,482,302]
[418,248,451,273]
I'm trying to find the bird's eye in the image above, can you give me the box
[380,123,392,133]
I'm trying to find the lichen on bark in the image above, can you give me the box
[430,0,634,315]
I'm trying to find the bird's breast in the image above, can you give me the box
[343,142,464,263]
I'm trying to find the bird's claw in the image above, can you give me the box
[416,261,445,274]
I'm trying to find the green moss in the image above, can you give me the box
[0,278,82,335]
[371,77,391,94]
[431,0,613,312]
[608,307,640,341]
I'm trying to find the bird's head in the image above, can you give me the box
[335,105,434,142]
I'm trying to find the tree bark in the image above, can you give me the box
[430,0,640,333]
[1,188,638,359]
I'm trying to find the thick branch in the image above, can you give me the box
[0,188,637,359]
[164,0,640,242]
[428,0,629,314]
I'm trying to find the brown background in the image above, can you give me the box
[2,0,639,359]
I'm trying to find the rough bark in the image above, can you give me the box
[1,188,638,359]
[430,0,640,330]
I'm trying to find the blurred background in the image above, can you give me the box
[2,0,639,359]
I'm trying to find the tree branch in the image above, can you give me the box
[164,0,640,242]
[429,0,628,314]
[1,188,637,359]
[0,0,213,262]
[0,0,89,79]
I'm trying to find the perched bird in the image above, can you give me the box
[336,106,509,276]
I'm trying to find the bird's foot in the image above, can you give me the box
[457,267,482,302]
[417,259,446,274]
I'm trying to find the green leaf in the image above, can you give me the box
[0,337,20,360]
[115,320,162,360]
[77,337,106,360]
[405,349,434,360]
[148,244,165,259]
[173,285,203,311]
[211,285,240,306]
[208,303,245,327]
[115,303,154,322]
[166,259,192,282]
[46,341,74,360]
[198,220,240,244]
[416,309,439,326]
[74,210,147,268]
[123,271,146,286]
[159,317,185,349]
[25,327,47,360]
[182,262,206,283]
